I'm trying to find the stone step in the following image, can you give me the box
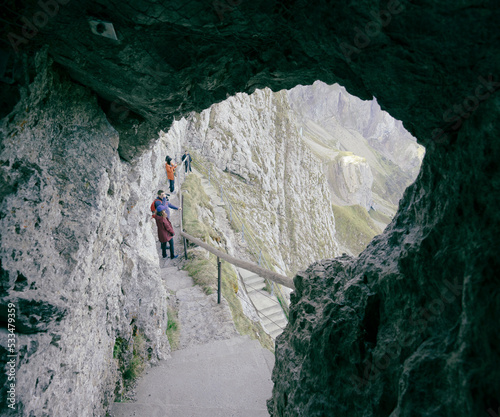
[245,278,266,291]
[199,181,218,193]
[205,187,219,197]
[246,290,280,311]
[246,282,267,293]
[258,305,288,333]
[200,181,214,190]
[260,308,287,323]
[261,320,287,336]
[237,267,258,280]
[259,302,284,316]
[213,207,227,217]
[269,327,285,339]
[244,274,265,285]
[260,312,287,328]
[262,320,286,337]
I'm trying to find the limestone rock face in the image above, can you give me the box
[287,82,424,214]
[288,82,424,174]
[179,88,341,274]
[0,56,171,417]
[268,91,500,416]
[166,84,416,268]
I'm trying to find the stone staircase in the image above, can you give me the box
[110,212,275,416]
[237,268,288,340]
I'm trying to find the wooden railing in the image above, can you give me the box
[180,229,295,290]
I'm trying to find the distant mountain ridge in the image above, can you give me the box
[288,81,424,221]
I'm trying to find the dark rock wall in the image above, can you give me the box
[1,0,499,416]
[269,92,500,415]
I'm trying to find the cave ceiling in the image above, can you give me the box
[1,0,499,153]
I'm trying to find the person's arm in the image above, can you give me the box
[167,201,179,210]
[160,217,169,233]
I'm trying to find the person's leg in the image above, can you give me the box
[161,241,167,258]
[169,238,176,258]
[169,179,175,193]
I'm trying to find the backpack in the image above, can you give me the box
[150,198,162,214]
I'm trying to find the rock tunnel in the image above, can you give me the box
[0,0,499,416]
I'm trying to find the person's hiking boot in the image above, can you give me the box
[171,255,179,260]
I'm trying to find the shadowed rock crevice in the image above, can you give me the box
[0,298,67,334]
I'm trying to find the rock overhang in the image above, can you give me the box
[2,1,498,149]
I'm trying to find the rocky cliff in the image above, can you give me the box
[288,82,424,214]
[0,55,174,416]
[331,153,374,210]
[180,88,340,274]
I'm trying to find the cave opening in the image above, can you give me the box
[1,1,496,415]
[158,81,425,279]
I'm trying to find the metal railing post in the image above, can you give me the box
[181,189,188,260]
[217,257,221,304]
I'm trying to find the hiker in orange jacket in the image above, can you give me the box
[165,156,177,193]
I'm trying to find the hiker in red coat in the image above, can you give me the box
[154,205,178,259]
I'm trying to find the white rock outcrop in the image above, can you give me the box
[167,88,340,274]
[332,154,374,210]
